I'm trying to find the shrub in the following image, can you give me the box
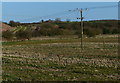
[38,28,63,36]
[2,30,14,40]
[9,20,20,27]
[74,30,82,38]
[61,29,75,35]
[112,28,119,34]
[102,28,111,34]
[15,28,32,40]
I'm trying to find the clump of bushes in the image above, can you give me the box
[16,30,32,40]
[75,28,102,38]
[2,20,119,40]
[32,23,63,37]
[15,26,32,40]
[84,28,102,37]
[2,26,32,40]
[2,30,14,40]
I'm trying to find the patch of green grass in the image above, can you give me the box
[2,35,119,81]
[2,35,118,46]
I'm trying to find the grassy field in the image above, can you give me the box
[2,35,120,81]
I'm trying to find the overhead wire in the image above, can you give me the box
[3,5,118,22]
[83,5,118,10]
[16,10,73,22]
[74,5,118,21]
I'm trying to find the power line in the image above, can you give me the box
[3,4,118,48]
[69,5,118,49]
[3,10,71,22]
[3,5,118,22]
[83,5,118,10]
[10,10,72,22]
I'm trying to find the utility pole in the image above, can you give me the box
[69,8,87,49]
[80,8,84,49]
[77,8,85,49]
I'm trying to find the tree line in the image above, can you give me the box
[2,20,119,40]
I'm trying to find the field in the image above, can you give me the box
[2,35,120,81]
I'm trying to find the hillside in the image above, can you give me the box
[0,22,16,31]
[2,20,119,40]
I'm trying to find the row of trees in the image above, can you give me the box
[2,26,74,40]
[8,18,62,27]
[2,20,119,40]
[2,27,118,41]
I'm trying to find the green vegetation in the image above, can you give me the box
[2,20,119,40]
[2,26,33,40]
[2,20,119,81]
[15,26,32,40]
[2,35,118,46]
[2,30,14,40]
[2,35,119,81]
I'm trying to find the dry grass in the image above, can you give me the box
[2,35,119,81]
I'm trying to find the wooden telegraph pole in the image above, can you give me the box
[70,8,88,49]
[80,8,84,49]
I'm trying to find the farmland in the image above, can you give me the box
[2,35,119,81]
